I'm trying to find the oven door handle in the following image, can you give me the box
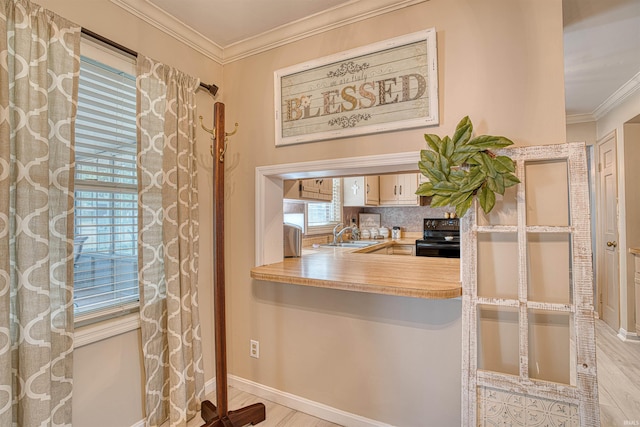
[416,242,460,249]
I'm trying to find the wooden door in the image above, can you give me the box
[598,133,619,330]
[462,143,599,426]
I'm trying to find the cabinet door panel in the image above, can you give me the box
[364,176,379,205]
[379,175,399,205]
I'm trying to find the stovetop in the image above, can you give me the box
[418,218,460,244]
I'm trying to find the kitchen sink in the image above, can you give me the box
[321,241,381,248]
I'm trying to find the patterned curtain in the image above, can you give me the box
[0,0,80,426]
[136,54,204,427]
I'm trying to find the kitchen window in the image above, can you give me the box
[73,38,139,328]
[305,178,342,235]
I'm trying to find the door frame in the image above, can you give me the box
[595,130,620,330]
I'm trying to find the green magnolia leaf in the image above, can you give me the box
[479,185,496,214]
[419,161,446,182]
[458,167,486,193]
[416,181,435,196]
[455,143,483,155]
[449,190,474,207]
[494,155,516,173]
[465,155,481,166]
[433,180,459,192]
[479,152,497,178]
[431,194,452,207]
[420,149,437,163]
[452,117,473,147]
[451,152,471,165]
[424,134,442,152]
[440,136,454,158]
[418,159,434,172]
[419,117,517,217]
[439,154,451,177]
[448,171,466,186]
[503,172,521,188]
[455,194,474,218]
[468,135,514,150]
[487,174,505,194]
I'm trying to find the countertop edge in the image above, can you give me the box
[250,270,462,299]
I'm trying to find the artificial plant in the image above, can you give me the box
[416,116,520,218]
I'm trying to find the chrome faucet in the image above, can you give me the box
[332,223,351,245]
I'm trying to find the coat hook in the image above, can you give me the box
[199,116,215,135]
[226,123,239,137]
[199,116,239,162]
[199,115,216,157]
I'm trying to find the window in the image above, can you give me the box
[305,178,342,234]
[73,39,138,324]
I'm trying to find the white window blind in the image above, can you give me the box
[73,54,139,320]
[306,179,342,230]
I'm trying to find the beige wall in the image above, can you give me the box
[223,0,565,425]
[35,0,567,425]
[40,1,221,426]
[567,120,597,146]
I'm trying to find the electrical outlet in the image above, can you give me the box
[250,340,259,359]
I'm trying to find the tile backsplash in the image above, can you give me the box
[345,205,453,232]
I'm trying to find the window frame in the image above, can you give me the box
[304,178,342,235]
[74,36,140,344]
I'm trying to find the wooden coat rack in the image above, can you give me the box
[199,102,266,426]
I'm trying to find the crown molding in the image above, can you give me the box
[566,113,596,124]
[593,70,640,120]
[222,0,429,64]
[110,0,224,64]
[566,70,640,124]
[110,0,428,65]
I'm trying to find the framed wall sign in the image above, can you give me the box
[274,28,438,146]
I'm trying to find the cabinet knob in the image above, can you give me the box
[607,241,617,248]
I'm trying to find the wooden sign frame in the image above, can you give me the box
[274,29,439,146]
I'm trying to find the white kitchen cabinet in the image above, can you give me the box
[283,178,333,201]
[379,173,419,206]
[342,176,379,206]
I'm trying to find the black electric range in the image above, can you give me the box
[415,218,460,258]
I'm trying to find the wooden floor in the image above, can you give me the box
[188,320,638,427]
[596,320,640,426]
[188,387,341,427]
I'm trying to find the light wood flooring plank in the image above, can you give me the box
[597,320,640,427]
[187,386,342,427]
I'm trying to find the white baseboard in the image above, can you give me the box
[131,375,394,427]
[130,378,217,427]
[617,328,640,342]
[228,375,395,427]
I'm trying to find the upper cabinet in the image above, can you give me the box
[379,173,419,206]
[343,176,379,206]
[284,178,333,202]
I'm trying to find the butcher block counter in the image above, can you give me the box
[250,238,461,299]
